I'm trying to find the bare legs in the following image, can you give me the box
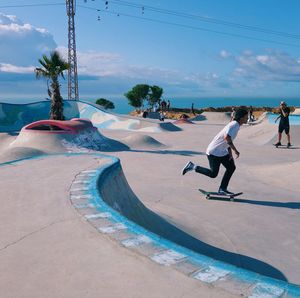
[277,132,291,144]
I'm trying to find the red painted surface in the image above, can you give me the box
[22,119,96,134]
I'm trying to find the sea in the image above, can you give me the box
[86,97,300,114]
[2,96,299,115]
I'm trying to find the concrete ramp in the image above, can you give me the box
[0,119,128,162]
[239,118,277,145]
[96,160,288,281]
[121,134,166,149]
[0,100,180,133]
[192,112,231,123]
[239,116,300,146]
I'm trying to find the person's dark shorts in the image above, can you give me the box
[279,123,290,134]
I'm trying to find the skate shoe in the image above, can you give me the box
[182,161,194,175]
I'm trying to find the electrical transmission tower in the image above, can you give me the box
[66,0,79,100]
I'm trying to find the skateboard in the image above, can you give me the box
[273,144,291,149]
[199,189,243,201]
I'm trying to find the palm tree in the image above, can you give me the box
[35,51,69,120]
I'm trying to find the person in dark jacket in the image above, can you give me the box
[274,101,292,148]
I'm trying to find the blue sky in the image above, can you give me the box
[0,0,300,103]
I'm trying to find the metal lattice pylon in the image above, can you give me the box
[66,0,79,100]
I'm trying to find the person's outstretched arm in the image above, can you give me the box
[275,114,281,123]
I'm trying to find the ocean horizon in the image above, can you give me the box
[1,96,299,115]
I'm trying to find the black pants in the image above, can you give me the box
[195,154,236,190]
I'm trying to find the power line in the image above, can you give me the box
[1,1,299,47]
[78,5,300,48]
[2,1,298,41]
[0,3,65,9]
[97,0,300,40]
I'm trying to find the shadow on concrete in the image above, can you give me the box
[128,149,205,156]
[274,146,300,150]
[209,197,300,209]
[7,131,19,136]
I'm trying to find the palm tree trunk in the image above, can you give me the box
[50,78,64,120]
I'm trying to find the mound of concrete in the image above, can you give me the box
[157,122,182,131]
[0,147,46,163]
[121,134,166,149]
[192,112,231,123]
[4,119,128,160]
[238,118,277,145]
[239,116,300,146]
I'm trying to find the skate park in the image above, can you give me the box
[1,100,300,297]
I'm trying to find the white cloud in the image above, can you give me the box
[233,49,300,81]
[256,55,269,64]
[57,46,191,85]
[3,12,299,98]
[0,13,57,67]
[0,63,35,73]
[220,50,231,59]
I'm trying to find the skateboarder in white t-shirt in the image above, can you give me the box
[182,108,248,195]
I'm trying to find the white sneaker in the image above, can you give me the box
[182,161,195,175]
[218,188,234,195]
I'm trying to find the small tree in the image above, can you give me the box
[96,98,115,110]
[35,51,69,120]
[148,85,163,108]
[124,84,149,110]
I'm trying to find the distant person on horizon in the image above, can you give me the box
[161,100,167,112]
[191,103,195,115]
[167,100,171,111]
[142,109,148,118]
[248,106,254,122]
[182,108,248,195]
[274,101,291,148]
[230,107,236,121]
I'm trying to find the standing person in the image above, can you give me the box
[230,107,236,121]
[191,103,195,115]
[248,106,254,122]
[182,108,248,195]
[167,100,171,111]
[161,100,167,112]
[274,101,291,148]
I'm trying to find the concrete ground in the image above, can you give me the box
[1,114,299,297]
[103,120,300,285]
[0,155,232,298]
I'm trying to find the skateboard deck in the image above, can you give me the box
[199,189,243,201]
[273,144,291,149]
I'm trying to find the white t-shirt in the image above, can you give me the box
[206,121,240,156]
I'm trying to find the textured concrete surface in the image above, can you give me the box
[0,113,300,297]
